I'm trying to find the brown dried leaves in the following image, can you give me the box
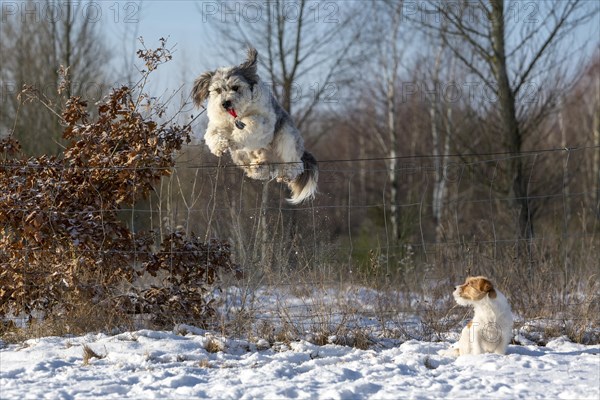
[0,42,235,329]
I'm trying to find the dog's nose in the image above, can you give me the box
[222,100,232,110]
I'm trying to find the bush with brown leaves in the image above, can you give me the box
[134,232,238,327]
[0,41,236,333]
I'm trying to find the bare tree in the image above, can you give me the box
[594,68,600,219]
[427,45,455,242]
[561,52,600,220]
[354,0,407,245]
[382,1,403,244]
[417,0,597,244]
[199,0,366,269]
[200,0,364,132]
[0,0,110,155]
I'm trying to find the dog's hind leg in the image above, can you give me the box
[246,149,271,180]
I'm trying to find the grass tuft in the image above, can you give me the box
[82,344,105,366]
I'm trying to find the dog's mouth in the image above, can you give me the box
[225,107,246,129]
[226,108,238,118]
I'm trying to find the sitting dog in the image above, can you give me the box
[192,47,318,204]
[444,276,513,356]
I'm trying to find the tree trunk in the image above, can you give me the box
[387,75,399,242]
[62,2,73,98]
[558,96,571,225]
[490,0,534,243]
[430,45,451,242]
[384,1,403,243]
[594,84,600,219]
[258,181,271,269]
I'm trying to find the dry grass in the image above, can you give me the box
[203,231,599,349]
[1,219,597,348]
[204,336,225,353]
[0,295,136,345]
[82,344,105,366]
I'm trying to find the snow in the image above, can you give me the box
[1,330,598,399]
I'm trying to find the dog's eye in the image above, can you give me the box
[214,88,222,94]
[231,86,239,92]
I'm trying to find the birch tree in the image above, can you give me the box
[428,46,454,242]
[380,1,403,243]
[361,0,407,243]
[419,0,596,244]
[0,0,110,155]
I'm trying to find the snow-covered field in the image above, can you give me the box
[1,327,598,399]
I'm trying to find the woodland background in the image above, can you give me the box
[0,0,598,342]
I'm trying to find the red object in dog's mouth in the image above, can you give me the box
[227,108,238,118]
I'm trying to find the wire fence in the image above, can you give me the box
[165,144,598,259]
[1,144,599,342]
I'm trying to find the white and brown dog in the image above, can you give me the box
[444,276,513,356]
[192,47,318,204]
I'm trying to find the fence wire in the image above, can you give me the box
[1,145,599,342]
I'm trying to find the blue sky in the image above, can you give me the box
[2,0,597,110]
[100,1,599,85]
[103,1,217,88]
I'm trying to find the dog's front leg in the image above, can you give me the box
[231,115,274,150]
[469,327,483,355]
[204,125,232,157]
[457,325,472,356]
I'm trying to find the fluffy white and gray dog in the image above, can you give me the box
[192,47,318,204]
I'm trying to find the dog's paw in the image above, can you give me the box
[228,140,241,151]
[278,162,304,182]
[212,138,232,157]
[213,149,225,157]
[245,163,270,180]
[212,148,226,157]
[438,347,459,357]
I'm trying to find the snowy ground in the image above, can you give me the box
[1,327,598,399]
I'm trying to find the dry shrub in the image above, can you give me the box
[198,358,211,368]
[204,336,225,353]
[82,344,105,365]
[133,232,238,328]
[0,40,237,337]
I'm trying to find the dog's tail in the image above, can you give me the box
[287,151,318,205]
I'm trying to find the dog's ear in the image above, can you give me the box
[479,278,497,299]
[192,71,214,106]
[236,47,258,86]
